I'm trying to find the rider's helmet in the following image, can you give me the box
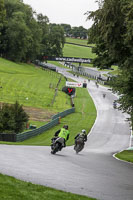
[82,129,86,134]
[63,125,68,130]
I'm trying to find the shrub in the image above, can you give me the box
[0,101,29,134]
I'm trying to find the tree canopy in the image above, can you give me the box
[0,0,65,62]
[87,0,133,127]
[0,0,88,62]
[60,23,88,39]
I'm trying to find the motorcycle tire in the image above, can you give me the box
[51,143,59,154]
[75,144,80,154]
[75,144,84,154]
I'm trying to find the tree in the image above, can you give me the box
[60,24,71,36]
[40,23,65,58]
[0,0,6,56]
[11,101,29,134]
[111,69,133,126]
[0,104,15,133]
[78,26,88,39]
[0,0,42,62]
[5,11,32,61]
[0,0,6,29]
[37,13,49,60]
[0,102,29,134]
[70,26,88,39]
[25,12,42,62]
[48,24,65,56]
[87,0,133,127]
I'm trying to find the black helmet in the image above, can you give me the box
[63,125,68,130]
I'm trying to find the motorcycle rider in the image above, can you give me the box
[113,100,117,108]
[54,125,70,149]
[103,93,106,98]
[74,129,87,147]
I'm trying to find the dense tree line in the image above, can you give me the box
[0,0,65,62]
[87,0,133,128]
[60,24,88,39]
[0,0,89,63]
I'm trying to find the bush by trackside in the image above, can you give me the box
[0,101,29,134]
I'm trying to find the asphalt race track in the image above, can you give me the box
[0,69,133,200]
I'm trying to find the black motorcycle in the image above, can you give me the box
[51,137,64,154]
[74,138,85,154]
[103,93,106,98]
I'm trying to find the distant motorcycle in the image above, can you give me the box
[95,82,99,88]
[51,137,64,154]
[113,101,117,109]
[74,138,85,154]
[103,93,106,98]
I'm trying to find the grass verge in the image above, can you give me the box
[0,173,96,200]
[115,150,133,163]
[47,61,68,69]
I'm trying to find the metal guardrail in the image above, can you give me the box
[16,107,75,142]
[52,107,75,120]
[16,117,59,142]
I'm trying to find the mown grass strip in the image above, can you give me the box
[0,173,96,200]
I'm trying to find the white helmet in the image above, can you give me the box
[82,129,86,134]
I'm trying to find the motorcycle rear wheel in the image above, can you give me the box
[74,144,84,154]
[75,144,80,154]
[51,143,59,154]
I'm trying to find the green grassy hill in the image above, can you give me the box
[0,58,72,127]
[63,43,96,59]
[65,37,95,47]
[63,37,96,59]
[66,37,88,45]
[0,57,96,146]
[0,86,96,146]
[0,40,97,143]
[0,58,70,112]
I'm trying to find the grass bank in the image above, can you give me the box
[63,44,96,59]
[0,87,96,146]
[0,173,96,200]
[65,37,95,47]
[0,58,70,113]
[64,38,118,76]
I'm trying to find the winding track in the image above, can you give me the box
[0,69,133,200]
